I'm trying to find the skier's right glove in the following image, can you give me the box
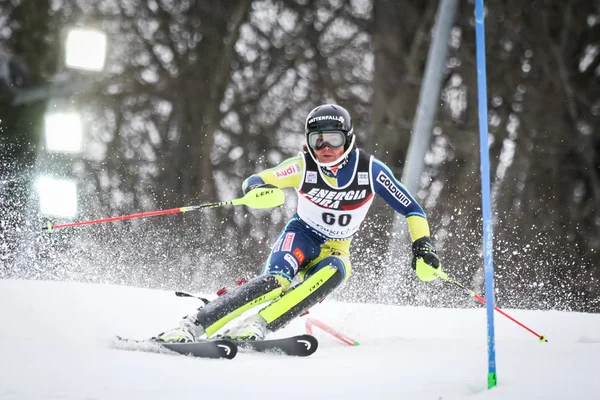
[411,236,441,282]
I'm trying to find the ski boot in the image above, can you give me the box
[154,314,205,343]
[223,314,268,341]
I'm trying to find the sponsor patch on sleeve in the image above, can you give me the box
[274,162,302,179]
[376,171,412,206]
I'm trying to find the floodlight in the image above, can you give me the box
[44,111,83,153]
[36,176,78,218]
[64,28,107,72]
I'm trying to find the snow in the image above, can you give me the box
[1,279,599,400]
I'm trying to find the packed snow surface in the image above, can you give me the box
[1,279,598,399]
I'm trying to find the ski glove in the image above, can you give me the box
[411,236,441,282]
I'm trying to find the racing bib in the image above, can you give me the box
[296,150,374,239]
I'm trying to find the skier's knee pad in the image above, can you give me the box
[196,274,285,337]
[271,273,292,290]
[259,264,344,332]
[302,256,349,281]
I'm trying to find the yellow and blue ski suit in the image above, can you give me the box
[195,148,431,336]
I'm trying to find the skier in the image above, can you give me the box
[156,104,442,343]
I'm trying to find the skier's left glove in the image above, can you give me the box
[411,236,442,281]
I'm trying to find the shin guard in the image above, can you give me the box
[259,264,344,332]
[196,274,286,337]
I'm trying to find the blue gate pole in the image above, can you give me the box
[474,0,497,389]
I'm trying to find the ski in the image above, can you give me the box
[115,334,317,358]
[115,336,238,359]
[230,334,318,357]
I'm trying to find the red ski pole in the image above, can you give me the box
[42,188,285,232]
[305,318,360,346]
[436,271,548,342]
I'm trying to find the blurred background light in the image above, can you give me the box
[44,111,83,153]
[64,28,107,72]
[36,176,78,218]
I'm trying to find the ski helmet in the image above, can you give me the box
[304,104,356,167]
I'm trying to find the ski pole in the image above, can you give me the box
[174,291,209,305]
[435,270,548,342]
[42,187,286,232]
[175,277,249,305]
[305,318,360,346]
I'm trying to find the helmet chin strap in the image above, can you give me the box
[307,135,356,168]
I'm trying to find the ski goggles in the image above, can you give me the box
[307,131,346,150]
